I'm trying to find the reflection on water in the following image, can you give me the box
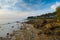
[0,18,25,37]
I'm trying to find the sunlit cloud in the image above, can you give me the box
[51,2,60,10]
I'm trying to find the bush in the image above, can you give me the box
[44,29,54,35]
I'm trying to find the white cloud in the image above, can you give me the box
[51,2,60,10]
[0,0,18,9]
[0,9,29,18]
[0,0,45,11]
[0,0,46,18]
[0,9,50,19]
[0,0,33,11]
[0,0,30,18]
[0,0,51,19]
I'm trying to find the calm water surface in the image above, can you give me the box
[0,18,25,37]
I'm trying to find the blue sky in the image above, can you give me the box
[0,0,60,18]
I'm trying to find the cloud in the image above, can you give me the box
[51,2,60,10]
[0,9,40,18]
[0,0,47,18]
[0,0,18,10]
[22,0,45,10]
[0,0,55,19]
[0,0,46,11]
[0,8,52,19]
[0,9,29,18]
[0,0,33,11]
[0,0,31,18]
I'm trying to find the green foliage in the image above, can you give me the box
[27,12,56,19]
[56,6,60,19]
[27,16,36,19]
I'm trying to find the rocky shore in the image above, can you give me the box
[24,19,60,40]
[0,20,60,40]
[0,23,40,40]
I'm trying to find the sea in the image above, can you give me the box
[0,18,26,37]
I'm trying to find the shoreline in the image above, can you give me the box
[0,19,60,40]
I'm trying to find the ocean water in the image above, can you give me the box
[0,18,26,37]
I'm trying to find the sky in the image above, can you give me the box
[0,0,60,19]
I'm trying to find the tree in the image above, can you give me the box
[56,6,60,20]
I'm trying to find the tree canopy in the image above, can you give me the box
[56,6,60,19]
